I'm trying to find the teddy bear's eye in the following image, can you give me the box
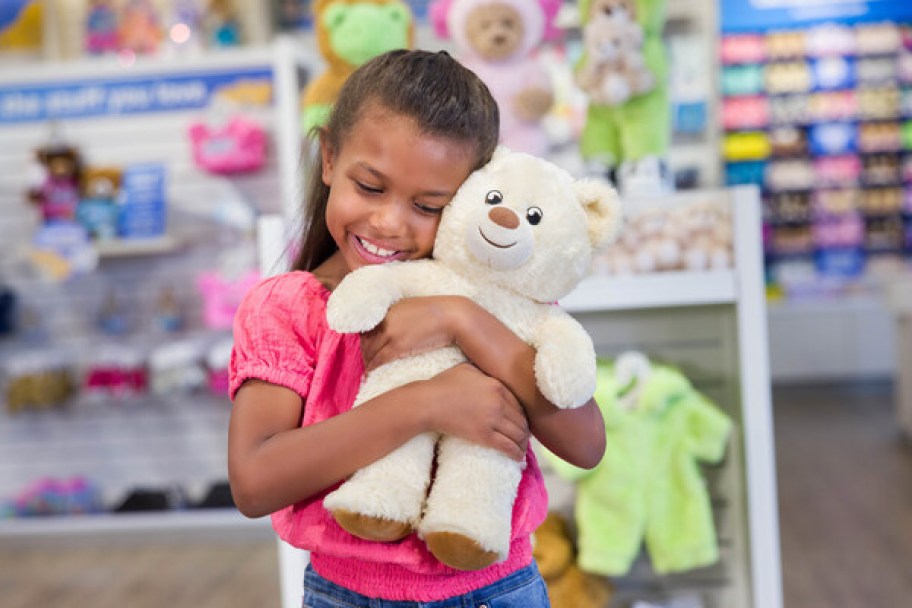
[485,190,503,205]
[526,207,543,225]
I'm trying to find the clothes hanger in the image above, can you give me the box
[614,350,652,410]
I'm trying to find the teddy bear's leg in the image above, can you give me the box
[324,431,438,541]
[418,435,524,570]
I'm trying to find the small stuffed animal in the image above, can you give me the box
[575,6,654,106]
[301,0,413,133]
[577,0,670,196]
[533,513,614,608]
[323,147,623,570]
[27,145,83,225]
[430,0,560,157]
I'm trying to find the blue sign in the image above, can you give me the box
[721,0,912,33]
[0,67,272,124]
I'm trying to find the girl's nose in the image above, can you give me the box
[369,201,407,235]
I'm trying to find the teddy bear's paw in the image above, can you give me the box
[332,509,412,542]
[425,531,499,571]
[325,295,385,334]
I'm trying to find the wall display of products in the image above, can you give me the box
[0,43,307,525]
[719,18,912,296]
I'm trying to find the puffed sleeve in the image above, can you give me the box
[229,273,323,400]
[683,392,732,464]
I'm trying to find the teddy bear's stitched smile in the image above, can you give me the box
[478,226,517,249]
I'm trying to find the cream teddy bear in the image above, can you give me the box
[323,147,623,571]
[575,0,655,107]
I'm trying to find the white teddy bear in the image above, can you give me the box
[322,147,624,571]
[576,7,655,106]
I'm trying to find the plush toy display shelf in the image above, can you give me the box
[0,39,314,540]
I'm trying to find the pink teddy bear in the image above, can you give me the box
[430,0,561,157]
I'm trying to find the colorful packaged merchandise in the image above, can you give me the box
[720,33,766,64]
[723,132,770,162]
[3,349,75,412]
[722,96,768,130]
[721,64,764,96]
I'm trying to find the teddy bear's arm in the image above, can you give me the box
[533,311,598,409]
[325,263,408,334]
[325,260,452,334]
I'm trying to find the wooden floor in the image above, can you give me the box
[774,381,912,608]
[2,381,911,608]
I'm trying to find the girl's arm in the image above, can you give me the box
[361,297,606,469]
[228,363,529,518]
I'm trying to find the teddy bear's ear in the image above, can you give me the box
[490,145,513,164]
[574,177,624,250]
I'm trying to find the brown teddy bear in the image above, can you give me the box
[27,145,83,224]
[533,512,614,608]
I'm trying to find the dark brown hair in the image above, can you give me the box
[292,49,500,271]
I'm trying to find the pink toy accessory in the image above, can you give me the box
[187,115,267,174]
[196,269,260,330]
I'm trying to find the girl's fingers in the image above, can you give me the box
[495,412,530,461]
[495,432,527,462]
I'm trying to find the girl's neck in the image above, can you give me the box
[311,251,349,292]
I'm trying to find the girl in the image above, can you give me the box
[228,49,606,606]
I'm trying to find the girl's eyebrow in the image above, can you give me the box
[355,161,455,199]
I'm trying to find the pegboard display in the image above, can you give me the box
[0,42,309,517]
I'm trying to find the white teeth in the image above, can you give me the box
[358,237,397,257]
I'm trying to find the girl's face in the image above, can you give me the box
[320,106,476,279]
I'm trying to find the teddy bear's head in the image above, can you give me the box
[81,167,121,200]
[433,148,623,303]
[581,0,665,35]
[583,4,643,63]
[37,146,82,181]
[431,0,559,62]
[585,0,637,22]
[315,0,413,70]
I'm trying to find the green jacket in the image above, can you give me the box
[544,359,731,575]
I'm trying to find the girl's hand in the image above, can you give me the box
[421,363,530,462]
[360,296,466,372]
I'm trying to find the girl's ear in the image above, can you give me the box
[318,131,335,186]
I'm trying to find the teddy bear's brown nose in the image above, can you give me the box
[488,206,520,229]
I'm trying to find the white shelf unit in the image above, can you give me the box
[546,186,782,608]
[268,186,782,608]
[0,39,316,539]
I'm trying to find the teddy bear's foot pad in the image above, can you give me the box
[425,531,499,571]
[332,509,411,542]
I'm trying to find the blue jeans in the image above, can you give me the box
[301,562,550,607]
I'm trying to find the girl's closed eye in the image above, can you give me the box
[355,180,384,194]
[414,201,445,215]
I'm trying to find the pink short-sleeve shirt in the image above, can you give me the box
[229,271,549,601]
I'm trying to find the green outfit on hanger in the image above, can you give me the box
[543,359,732,576]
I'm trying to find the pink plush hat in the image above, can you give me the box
[430,0,562,55]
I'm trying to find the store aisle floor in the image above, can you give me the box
[1,381,911,608]
[774,381,912,608]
